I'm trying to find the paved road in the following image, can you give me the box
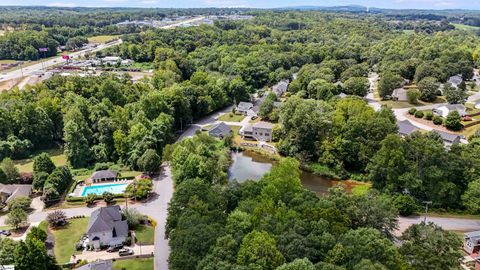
[398,216,480,234]
[0,40,122,82]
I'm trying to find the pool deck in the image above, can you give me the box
[72,179,133,197]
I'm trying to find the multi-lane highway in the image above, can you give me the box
[0,40,122,82]
[0,16,207,84]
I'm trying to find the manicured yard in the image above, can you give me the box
[135,225,155,245]
[452,23,480,31]
[218,113,245,122]
[113,258,154,270]
[14,148,67,173]
[52,218,88,264]
[351,185,371,196]
[88,35,120,44]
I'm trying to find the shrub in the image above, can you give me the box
[407,89,421,104]
[103,192,114,204]
[424,111,433,121]
[94,162,114,171]
[6,207,28,230]
[408,108,417,115]
[393,195,418,216]
[19,172,33,184]
[124,236,132,246]
[66,196,84,202]
[122,208,145,229]
[414,110,424,118]
[7,196,32,210]
[84,193,97,205]
[46,210,67,228]
[433,116,443,125]
[445,111,463,131]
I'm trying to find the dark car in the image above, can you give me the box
[118,248,134,256]
[0,230,11,236]
[106,245,123,253]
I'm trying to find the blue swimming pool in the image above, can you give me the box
[81,183,128,196]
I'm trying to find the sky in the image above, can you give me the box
[0,0,480,10]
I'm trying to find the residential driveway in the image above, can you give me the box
[73,244,154,263]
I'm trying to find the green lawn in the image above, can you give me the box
[135,225,155,245]
[52,218,88,264]
[14,148,67,173]
[452,23,480,31]
[113,258,154,270]
[38,220,48,233]
[218,113,245,122]
[351,185,371,196]
[88,35,120,44]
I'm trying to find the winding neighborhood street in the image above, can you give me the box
[1,79,480,270]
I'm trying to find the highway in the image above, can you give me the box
[0,16,206,83]
[0,40,122,82]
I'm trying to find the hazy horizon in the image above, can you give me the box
[0,0,479,10]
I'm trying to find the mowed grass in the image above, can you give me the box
[14,148,67,173]
[88,35,120,44]
[113,258,154,270]
[135,224,155,245]
[218,113,245,122]
[452,23,480,31]
[52,218,88,263]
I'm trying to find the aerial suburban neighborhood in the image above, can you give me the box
[2,2,480,270]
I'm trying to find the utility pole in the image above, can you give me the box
[423,201,432,223]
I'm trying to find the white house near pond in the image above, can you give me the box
[86,206,128,249]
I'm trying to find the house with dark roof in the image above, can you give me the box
[0,184,32,204]
[77,260,112,270]
[86,206,128,249]
[434,130,462,147]
[208,122,232,138]
[397,120,419,137]
[235,102,254,115]
[90,170,118,183]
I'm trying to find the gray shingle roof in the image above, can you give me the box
[0,184,32,203]
[87,206,127,235]
[253,121,274,129]
[77,260,113,270]
[208,122,231,137]
[397,120,418,136]
[91,170,118,180]
[237,102,253,111]
[272,80,289,96]
[434,131,461,143]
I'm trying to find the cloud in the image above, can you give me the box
[47,2,77,7]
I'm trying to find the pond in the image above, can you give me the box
[228,150,343,196]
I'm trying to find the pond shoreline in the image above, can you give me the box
[228,149,365,196]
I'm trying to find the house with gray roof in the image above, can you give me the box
[235,102,254,115]
[432,104,467,118]
[448,74,463,89]
[90,170,118,183]
[0,184,32,204]
[272,80,289,97]
[77,260,112,270]
[464,231,480,255]
[86,206,128,249]
[240,121,274,142]
[208,122,232,138]
[397,120,419,137]
[434,130,462,147]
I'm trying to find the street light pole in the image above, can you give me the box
[423,201,432,223]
